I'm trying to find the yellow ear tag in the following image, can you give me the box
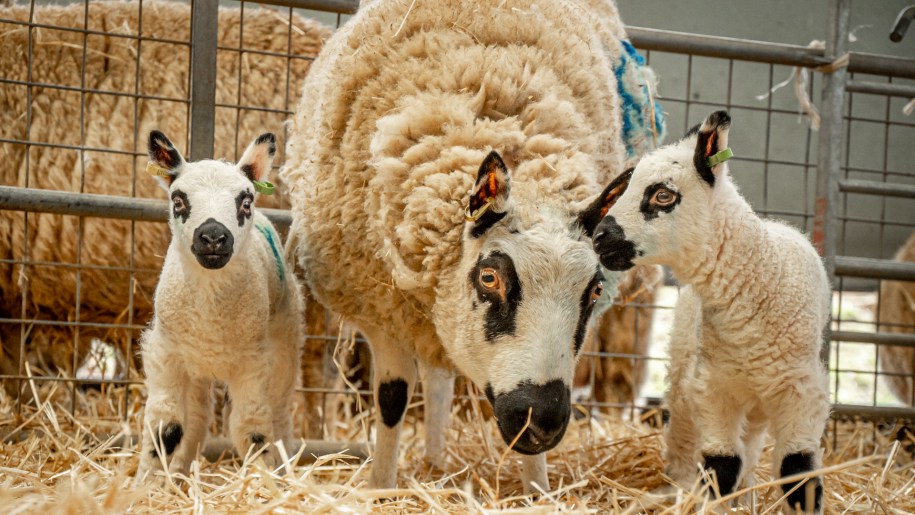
[252,180,275,195]
[707,148,734,167]
[145,162,171,178]
[464,197,494,222]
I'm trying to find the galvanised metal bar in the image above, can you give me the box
[846,80,915,98]
[832,330,915,349]
[835,256,915,282]
[838,179,915,199]
[627,27,829,67]
[238,0,359,14]
[831,404,915,421]
[813,0,849,282]
[0,186,293,228]
[628,28,915,80]
[189,0,219,161]
[847,52,915,81]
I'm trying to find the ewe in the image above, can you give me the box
[282,0,655,493]
[593,111,830,513]
[135,131,303,483]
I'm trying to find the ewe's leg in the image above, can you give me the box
[520,452,549,495]
[421,364,454,470]
[168,377,211,477]
[135,334,188,485]
[767,371,829,514]
[227,365,277,469]
[367,334,417,489]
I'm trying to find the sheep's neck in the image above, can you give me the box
[673,180,769,310]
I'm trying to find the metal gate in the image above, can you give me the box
[1,0,913,431]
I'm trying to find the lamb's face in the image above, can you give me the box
[593,110,732,271]
[147,131,276,270]
[441,152,626,455]
[167,164,257,269]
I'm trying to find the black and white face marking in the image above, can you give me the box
[235,190,254,227]
[469,250,523,341]
[573,269,604,354]
[155,130,277,272]
[639,183,681,221]
[191,218,234,269]
[595,110,734,270]
[171,190,191,223]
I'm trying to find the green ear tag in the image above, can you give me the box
[145,162,170,178]
[707,148,734,167]
[252,180,275,195]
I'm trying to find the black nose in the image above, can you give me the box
[490,379,570,455]
[191,218,234,269]
[592,215,637,271]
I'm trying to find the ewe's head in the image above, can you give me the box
[147,130,276,270]
[593,110,732,271]
[442,151,627,455]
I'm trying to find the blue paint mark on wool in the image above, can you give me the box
[256,222,285,282]
[614,39,667,157]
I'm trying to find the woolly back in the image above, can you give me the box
[284,0,650,300]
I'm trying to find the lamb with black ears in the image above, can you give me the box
[592,111,831,514]
[134,130,304,484]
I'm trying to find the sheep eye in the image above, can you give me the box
[653,189,676,205]
[242,199,252,211]
[173,197,184,210]
[590,282,604,304]
[479,268,500,289]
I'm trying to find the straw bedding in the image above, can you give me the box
[1,378,912,513]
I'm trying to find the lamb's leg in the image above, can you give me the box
[694,384,745,498]
[421,364,454,470]
[269,313,301,453]
[520,452,549,494]
[738,408,768,489]
[167,377,211,477]
[665,287,701,486]
[768,373,829,514]
[134,336,188,485]
[227,366,278,470]
[367,335,417,489]
[664,392,699,486]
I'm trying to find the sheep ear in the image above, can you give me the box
[147,130,185,185]
[692,110,731,187]
[576,167,634,238]
[465,150,511,238]
[238,133,276,184]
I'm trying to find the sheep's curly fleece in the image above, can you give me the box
[283,0,659,369]
[878,231,915,405]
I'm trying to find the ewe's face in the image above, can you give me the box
[148,131,276,270]
[593,110,732,271]
[443,151,624,455]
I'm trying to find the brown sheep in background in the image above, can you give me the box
[0,1,335,437]
[573,265,663,417]
[877,231,915,406]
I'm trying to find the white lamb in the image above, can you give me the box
[592,111,831,513]
[134,131,303,483]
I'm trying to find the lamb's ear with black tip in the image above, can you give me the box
[238,133,276,184]
[692,110,731,187]
[465,150,512,238]
[576,167,634,238]
[147,130,186,185]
